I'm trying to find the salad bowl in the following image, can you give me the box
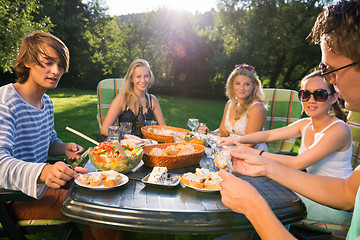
[89,142,144,173]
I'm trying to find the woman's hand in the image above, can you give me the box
[218,137,239,146]
[64,143,84,161]
[39,161,89,188]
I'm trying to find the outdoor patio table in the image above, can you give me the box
[61,154,306,234]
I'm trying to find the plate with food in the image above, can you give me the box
[180,168,222,192]
[75,170,129,190]
[141,167,181,188]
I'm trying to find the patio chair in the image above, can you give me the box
[96,78,125,130]
[0,158,81,240]
[263,88,303,154]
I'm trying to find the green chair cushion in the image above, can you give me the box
[263,88,302,153]
[97,78,125,129]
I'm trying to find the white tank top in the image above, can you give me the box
[224,100,268,151]
[299,119,353,179]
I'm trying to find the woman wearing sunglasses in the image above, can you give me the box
[199,64,268,150]
[219,70,353,225]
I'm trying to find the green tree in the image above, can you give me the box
[213,0,324,89]
[0,0,52,74]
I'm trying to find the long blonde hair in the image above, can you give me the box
[225,64,267,119]
[119,59,155,114]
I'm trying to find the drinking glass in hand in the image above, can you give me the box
[188,118,199,132]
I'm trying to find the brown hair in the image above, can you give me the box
[14,31,69,84]
[301,70,347,122]
[310,0,360,70]
[225,64,267,119]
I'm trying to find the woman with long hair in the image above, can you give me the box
[201,64,268,150]
[100,59,166,137]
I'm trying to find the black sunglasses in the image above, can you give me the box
[298,89,332,102]
[319,61,360,82]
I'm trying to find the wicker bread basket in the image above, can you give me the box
[141,126,189,143]
[142,143,205,169]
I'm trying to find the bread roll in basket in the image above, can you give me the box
[142,143,205,169]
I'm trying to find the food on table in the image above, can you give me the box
[174,132,207,146]
[76,174,90,185]
[102,170,122,187]
[76,170,121,188]
[89,141,143,173]
[148,143,198,156]
[121,134,157,146]
[147,127,176,136]
[147,167,168,184]
[215,149,231,169]
[149,147,163,156]
[89,174,102,187]
[180,168,222,190]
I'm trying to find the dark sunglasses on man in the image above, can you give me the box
[298,89,333,102]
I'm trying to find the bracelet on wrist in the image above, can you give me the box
[259,150,265,156]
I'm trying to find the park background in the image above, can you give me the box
[0,1,328,238]
[0,0,329,98]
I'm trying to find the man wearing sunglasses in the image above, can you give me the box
[218,0,360,239]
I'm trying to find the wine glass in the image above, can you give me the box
[188,118,199,132]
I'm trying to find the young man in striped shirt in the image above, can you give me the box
[0,31,88,218]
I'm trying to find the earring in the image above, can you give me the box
[327,106,335,116]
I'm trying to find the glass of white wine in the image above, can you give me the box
[188,118,199,132]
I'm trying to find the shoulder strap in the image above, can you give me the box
[248,101,262,110]
[319,119,343,133]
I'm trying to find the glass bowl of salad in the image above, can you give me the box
[89,142,144,173]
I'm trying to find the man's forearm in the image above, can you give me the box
[245,194,296,240]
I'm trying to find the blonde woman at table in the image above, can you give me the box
[199,64,268,150]
[100,59,166,137]
[220,70,353,225]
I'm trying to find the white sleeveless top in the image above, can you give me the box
[299,119,353,179]
[224,100,268,151]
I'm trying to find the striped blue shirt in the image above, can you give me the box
[0,84,61,198]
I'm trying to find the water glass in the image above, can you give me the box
[120,122,133,136]
[188,118,199,132]
[108,125,120,142]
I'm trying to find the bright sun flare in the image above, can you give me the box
[104,0,216,16]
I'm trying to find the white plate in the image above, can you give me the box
[75,172,129,190]
[180,182,220,192]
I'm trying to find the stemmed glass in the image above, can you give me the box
[188,118,199,132]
